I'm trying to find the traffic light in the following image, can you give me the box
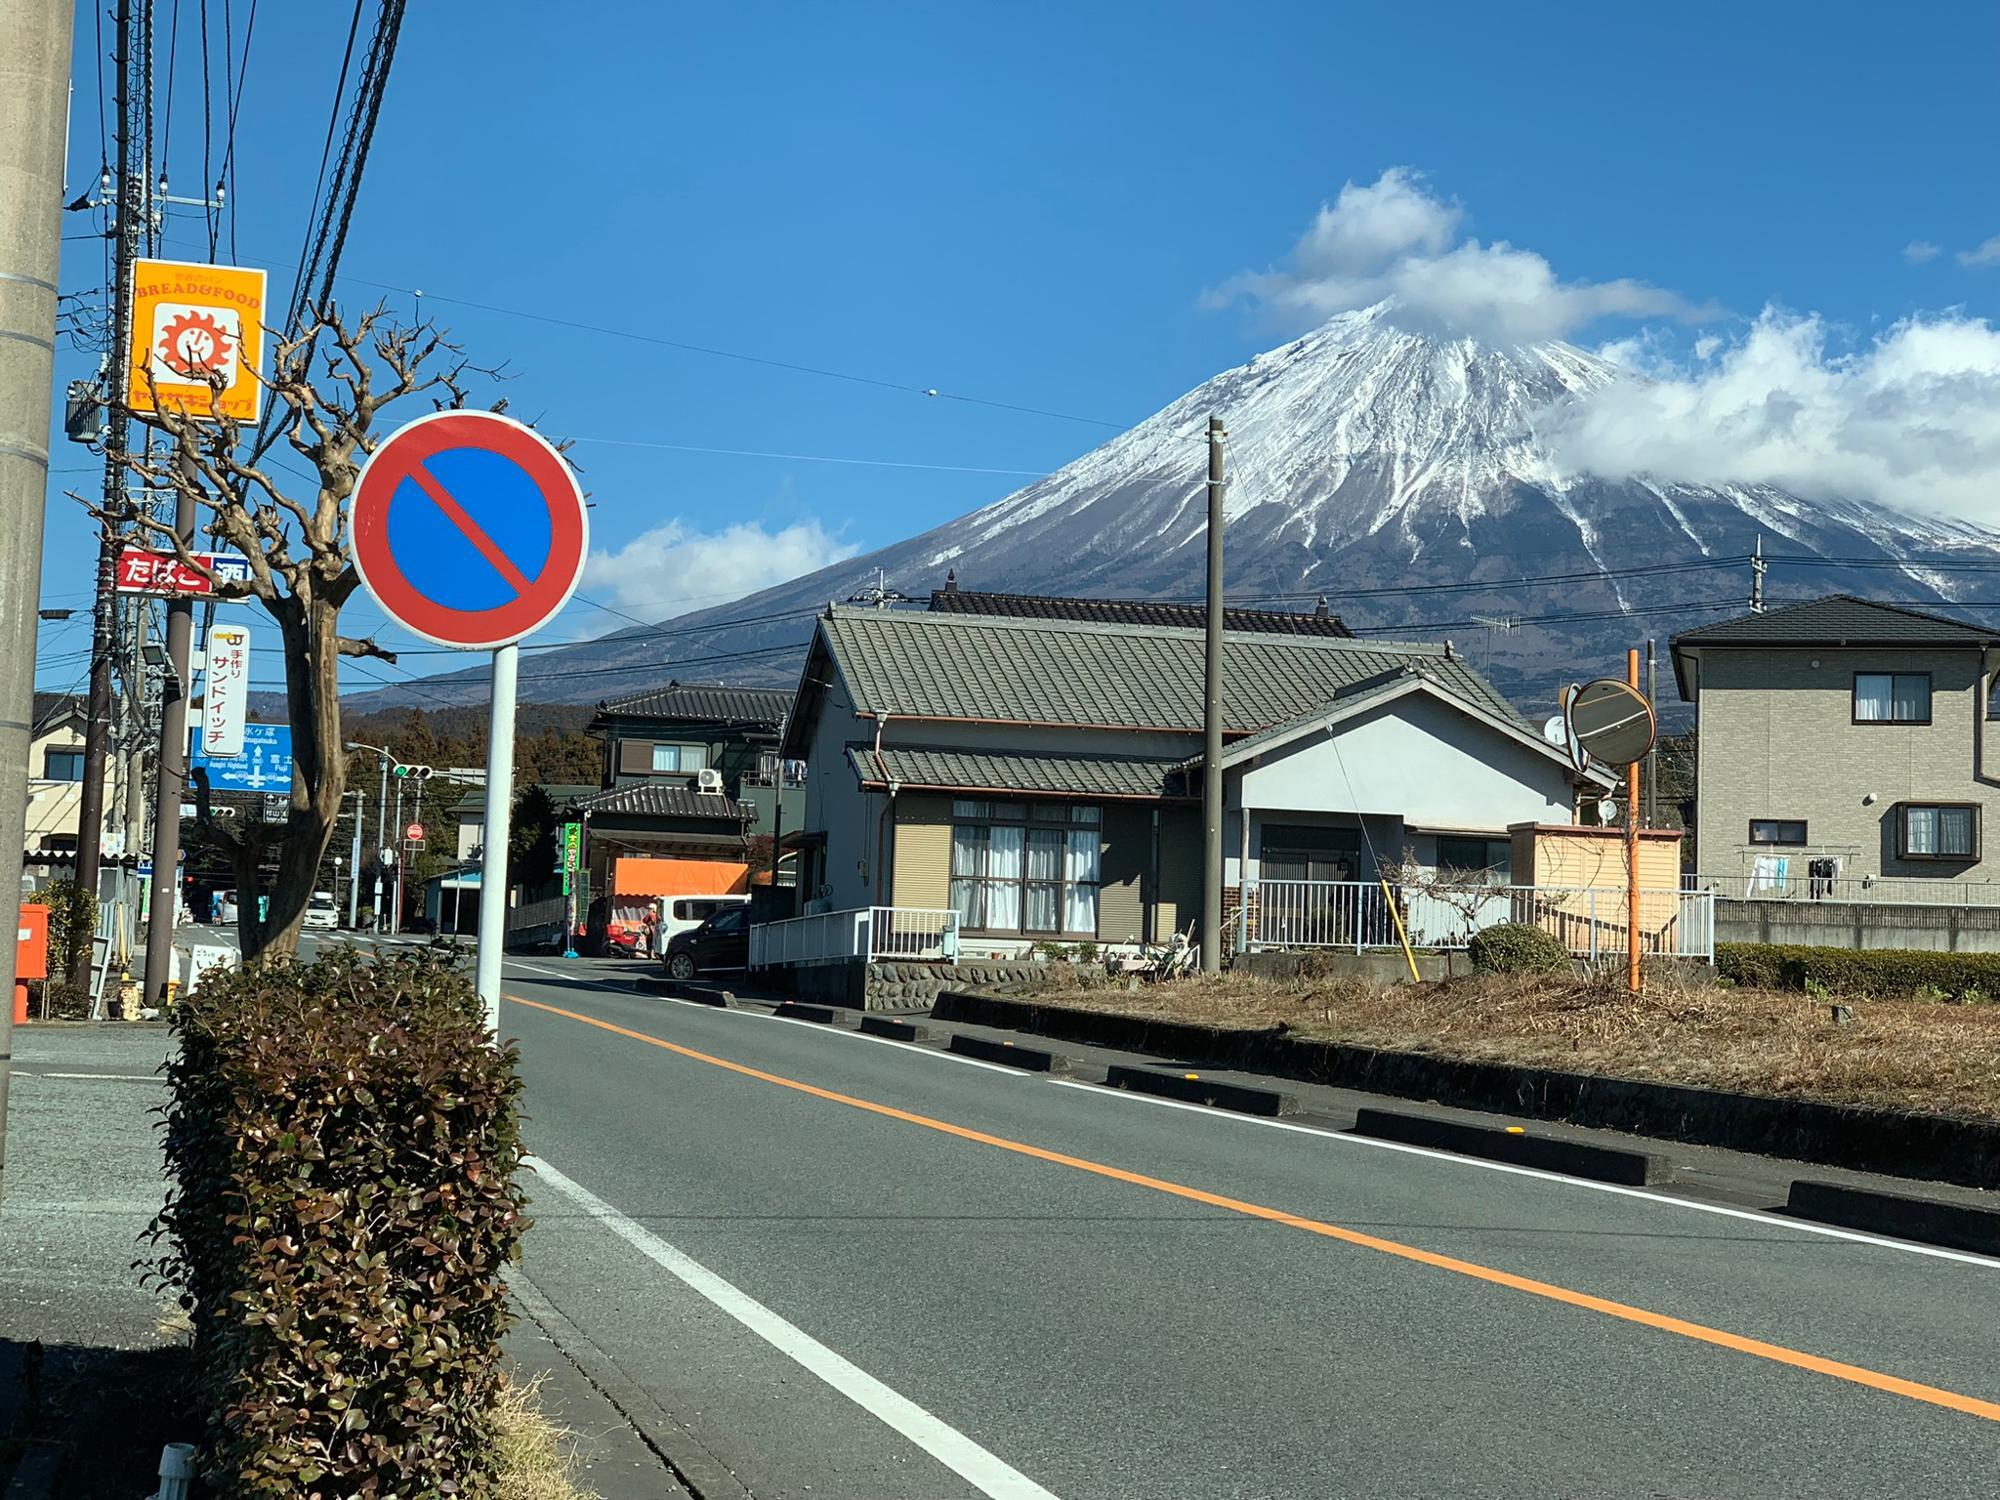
[392,763,433,781]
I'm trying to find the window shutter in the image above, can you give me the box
[617,739,655,774]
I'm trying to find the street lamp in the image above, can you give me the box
[346,742,394,931]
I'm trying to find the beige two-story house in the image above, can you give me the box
[1672,596,2000,894]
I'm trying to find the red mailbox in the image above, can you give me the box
[15,903,48,1023]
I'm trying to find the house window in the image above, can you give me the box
[1434,835,1512,885]
[1853,673,1931,724]
[1749,819,1809,846]
[948,800,1100,935]
[41,748,84,781]
[649,743,708,773]
[1897,803,1979,860]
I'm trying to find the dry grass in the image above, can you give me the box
[1031,968,2000,1121]
[494,1376,601,1500]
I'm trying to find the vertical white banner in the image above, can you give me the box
[203,624,251,757]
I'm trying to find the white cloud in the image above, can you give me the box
[1958,234,2000,268]
[585,517,861,615]
[1903,240,1940,265]
[1544,309,2000,519]
[1207,168,1702,344]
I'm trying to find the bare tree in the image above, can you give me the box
[90,305,498,960]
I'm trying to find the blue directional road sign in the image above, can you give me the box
[189,720,293,793]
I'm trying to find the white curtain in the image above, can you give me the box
[1064,829,1100,933]
[988,826,1024,929]
[1024,829,1062,930]
[1855,675,1893,722]
[1906,807,1938,854]
[951,826,987,926]
[1941,807,1974,856]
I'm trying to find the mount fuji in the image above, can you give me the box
[355,302,2000,712]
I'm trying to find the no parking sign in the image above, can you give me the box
[350,410,588,1031]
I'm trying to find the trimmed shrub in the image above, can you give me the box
[149,949,528,1497]
[1467,922,1570,975]
[1716,942,2000,1001]
[40,877,95,979]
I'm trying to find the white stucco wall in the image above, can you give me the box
[1231,693,1573,883]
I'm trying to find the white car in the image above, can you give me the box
[302,894,339,930]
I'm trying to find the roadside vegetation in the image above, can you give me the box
[1023,962,2000,1121]
[147,947,533,1496]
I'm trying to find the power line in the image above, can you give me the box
[220,0,255,260]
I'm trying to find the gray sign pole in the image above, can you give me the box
[475,644,518,1038]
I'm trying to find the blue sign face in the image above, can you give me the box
[190,721,294,793]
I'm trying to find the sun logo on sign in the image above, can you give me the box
[157,309,234,378]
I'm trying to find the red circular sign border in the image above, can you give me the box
[349,410,588,650]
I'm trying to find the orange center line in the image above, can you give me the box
[408,461,533,595]
[505,991,2000,1425]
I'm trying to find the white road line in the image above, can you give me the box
[528,1155,1061,1500]
[1046,1078,2000,1269]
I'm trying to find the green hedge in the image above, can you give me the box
[150,949,528,1496]
[1716,942,2000,1000]
[1467,922,1572,975]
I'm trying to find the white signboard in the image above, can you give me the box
[203,624,252,756]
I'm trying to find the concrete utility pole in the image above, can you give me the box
[74,0,141,987]
[0,0,78,1194]
[141,452,198,1003]
[1200,415,1227,973]
[348,789,364,928]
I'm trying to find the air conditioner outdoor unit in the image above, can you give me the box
[695,767,725,793]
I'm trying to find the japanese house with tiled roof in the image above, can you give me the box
[780,596,1615,954]
[568,681,800,940]
[1672,595,2000,894]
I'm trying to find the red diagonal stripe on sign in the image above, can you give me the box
[407,461,534,596]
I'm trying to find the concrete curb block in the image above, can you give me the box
[1104,1064,1298,1117]
[1785,1179,2000,1257]
[946,1033,1062,1071]
[634,978,732,1006]
[1353,1107,1660,1186]
[858,1016,930,1042]
[930,990,2000,1190]
[773,1001,839,1024]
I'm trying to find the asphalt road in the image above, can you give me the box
[492,957,2000,1500]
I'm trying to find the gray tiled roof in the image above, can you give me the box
[594,682,792,727]
[818,604,1522,733]
[566,783,753,821]
[32,692,85,733]
[846,744,1191,800]
[928,588,1350,638]
[1672,595,1998,647]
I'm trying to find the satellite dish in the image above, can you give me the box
[1541,714,1567,747]
[1596,798,1620,824]
[1567,677,1657,766]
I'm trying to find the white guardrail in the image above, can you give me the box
[1245,881,1714,962]
[750,906,959,968]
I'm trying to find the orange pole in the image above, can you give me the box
[1626,648,1642,994]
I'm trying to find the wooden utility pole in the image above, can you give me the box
[1644,639,1658,829]
[1200,415,1226,973]
[0,0,78,1191]
[141,452,198,1003]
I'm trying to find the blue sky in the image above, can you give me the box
[40,0,2000,692]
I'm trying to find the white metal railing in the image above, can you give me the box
[1697,871,2000,907]
[750,905,960,968]
[1242,880,1714,962]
